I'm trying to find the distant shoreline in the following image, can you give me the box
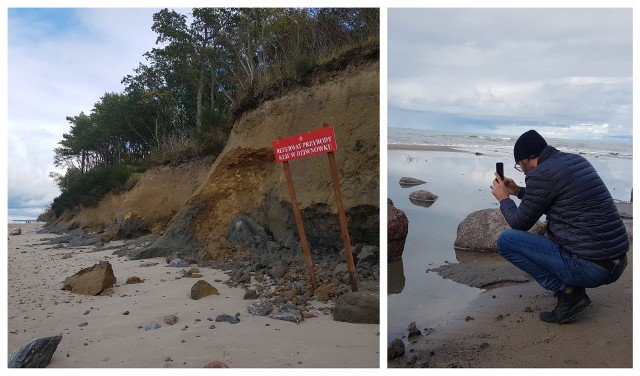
[387,143,468,153]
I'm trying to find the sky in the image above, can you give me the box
[4,7,172,220]
[388,8,633,142]
[1,3,637,222]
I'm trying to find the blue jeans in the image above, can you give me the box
[497,229,626,292]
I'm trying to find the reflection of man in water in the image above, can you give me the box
[490,130,629,324]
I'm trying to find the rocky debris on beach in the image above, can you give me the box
[247,300,273,316]
[190,280,219,300]
[399,177,426,188]
[62,261,116,296]
[454,208,545,252]
[10,227,22,235]
[409,190,438,208]
[40,209,380,327]
[163,314,178,325]
[215,313,240,324]
[180,267,202,278]
[167,258,190,267]
[388,199,408,260]
[39,228,104,248]
[8,334,63,368]
[125,276,144,284]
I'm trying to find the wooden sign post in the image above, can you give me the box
[273,125,358,292]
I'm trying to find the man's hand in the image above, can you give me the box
[491,172,510,201]
[502,177,519,196]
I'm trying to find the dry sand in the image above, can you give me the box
[6,223,379,369]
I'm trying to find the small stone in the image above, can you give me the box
[78,322,88,327]
[123,311,130,315]
[164,314,178,325]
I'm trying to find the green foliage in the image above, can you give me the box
[294,53,315,77]
[50,165,146,216]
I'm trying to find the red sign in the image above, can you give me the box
[272,126,337,162]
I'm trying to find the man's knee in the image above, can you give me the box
[497,229,518,256]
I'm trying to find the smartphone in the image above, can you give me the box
[496,162,504,180]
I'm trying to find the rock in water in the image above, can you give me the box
[8,334,63,368]
[387,199,408,259]
[454,208,546,252]
[399,177,426,188]
[408,190,438,207]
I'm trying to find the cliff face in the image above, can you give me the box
[53,51,380,261]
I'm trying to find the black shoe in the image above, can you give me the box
[540,287,591,324]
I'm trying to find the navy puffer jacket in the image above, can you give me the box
[500,145,629,261]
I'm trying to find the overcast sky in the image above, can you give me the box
[4,8,170,220]
[388,8,633,141]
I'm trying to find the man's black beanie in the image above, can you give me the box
[514,130,547,163]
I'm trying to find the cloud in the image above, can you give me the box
[387,8,633,139]
[6,8,164,219]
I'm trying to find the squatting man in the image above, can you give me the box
[490,130,629,324]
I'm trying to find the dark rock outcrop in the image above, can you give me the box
[454,208,546,252]
[387,199,408,259]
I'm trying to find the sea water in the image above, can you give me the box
[386,127,632,343]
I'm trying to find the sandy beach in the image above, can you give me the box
[6,223,379,368]
[386,144,633,368]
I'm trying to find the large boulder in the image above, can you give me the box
[387,199,408,259]
[62,261,116,295]
[333,282,379,324]
[454,208,546,252]
[8,334,63,368]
